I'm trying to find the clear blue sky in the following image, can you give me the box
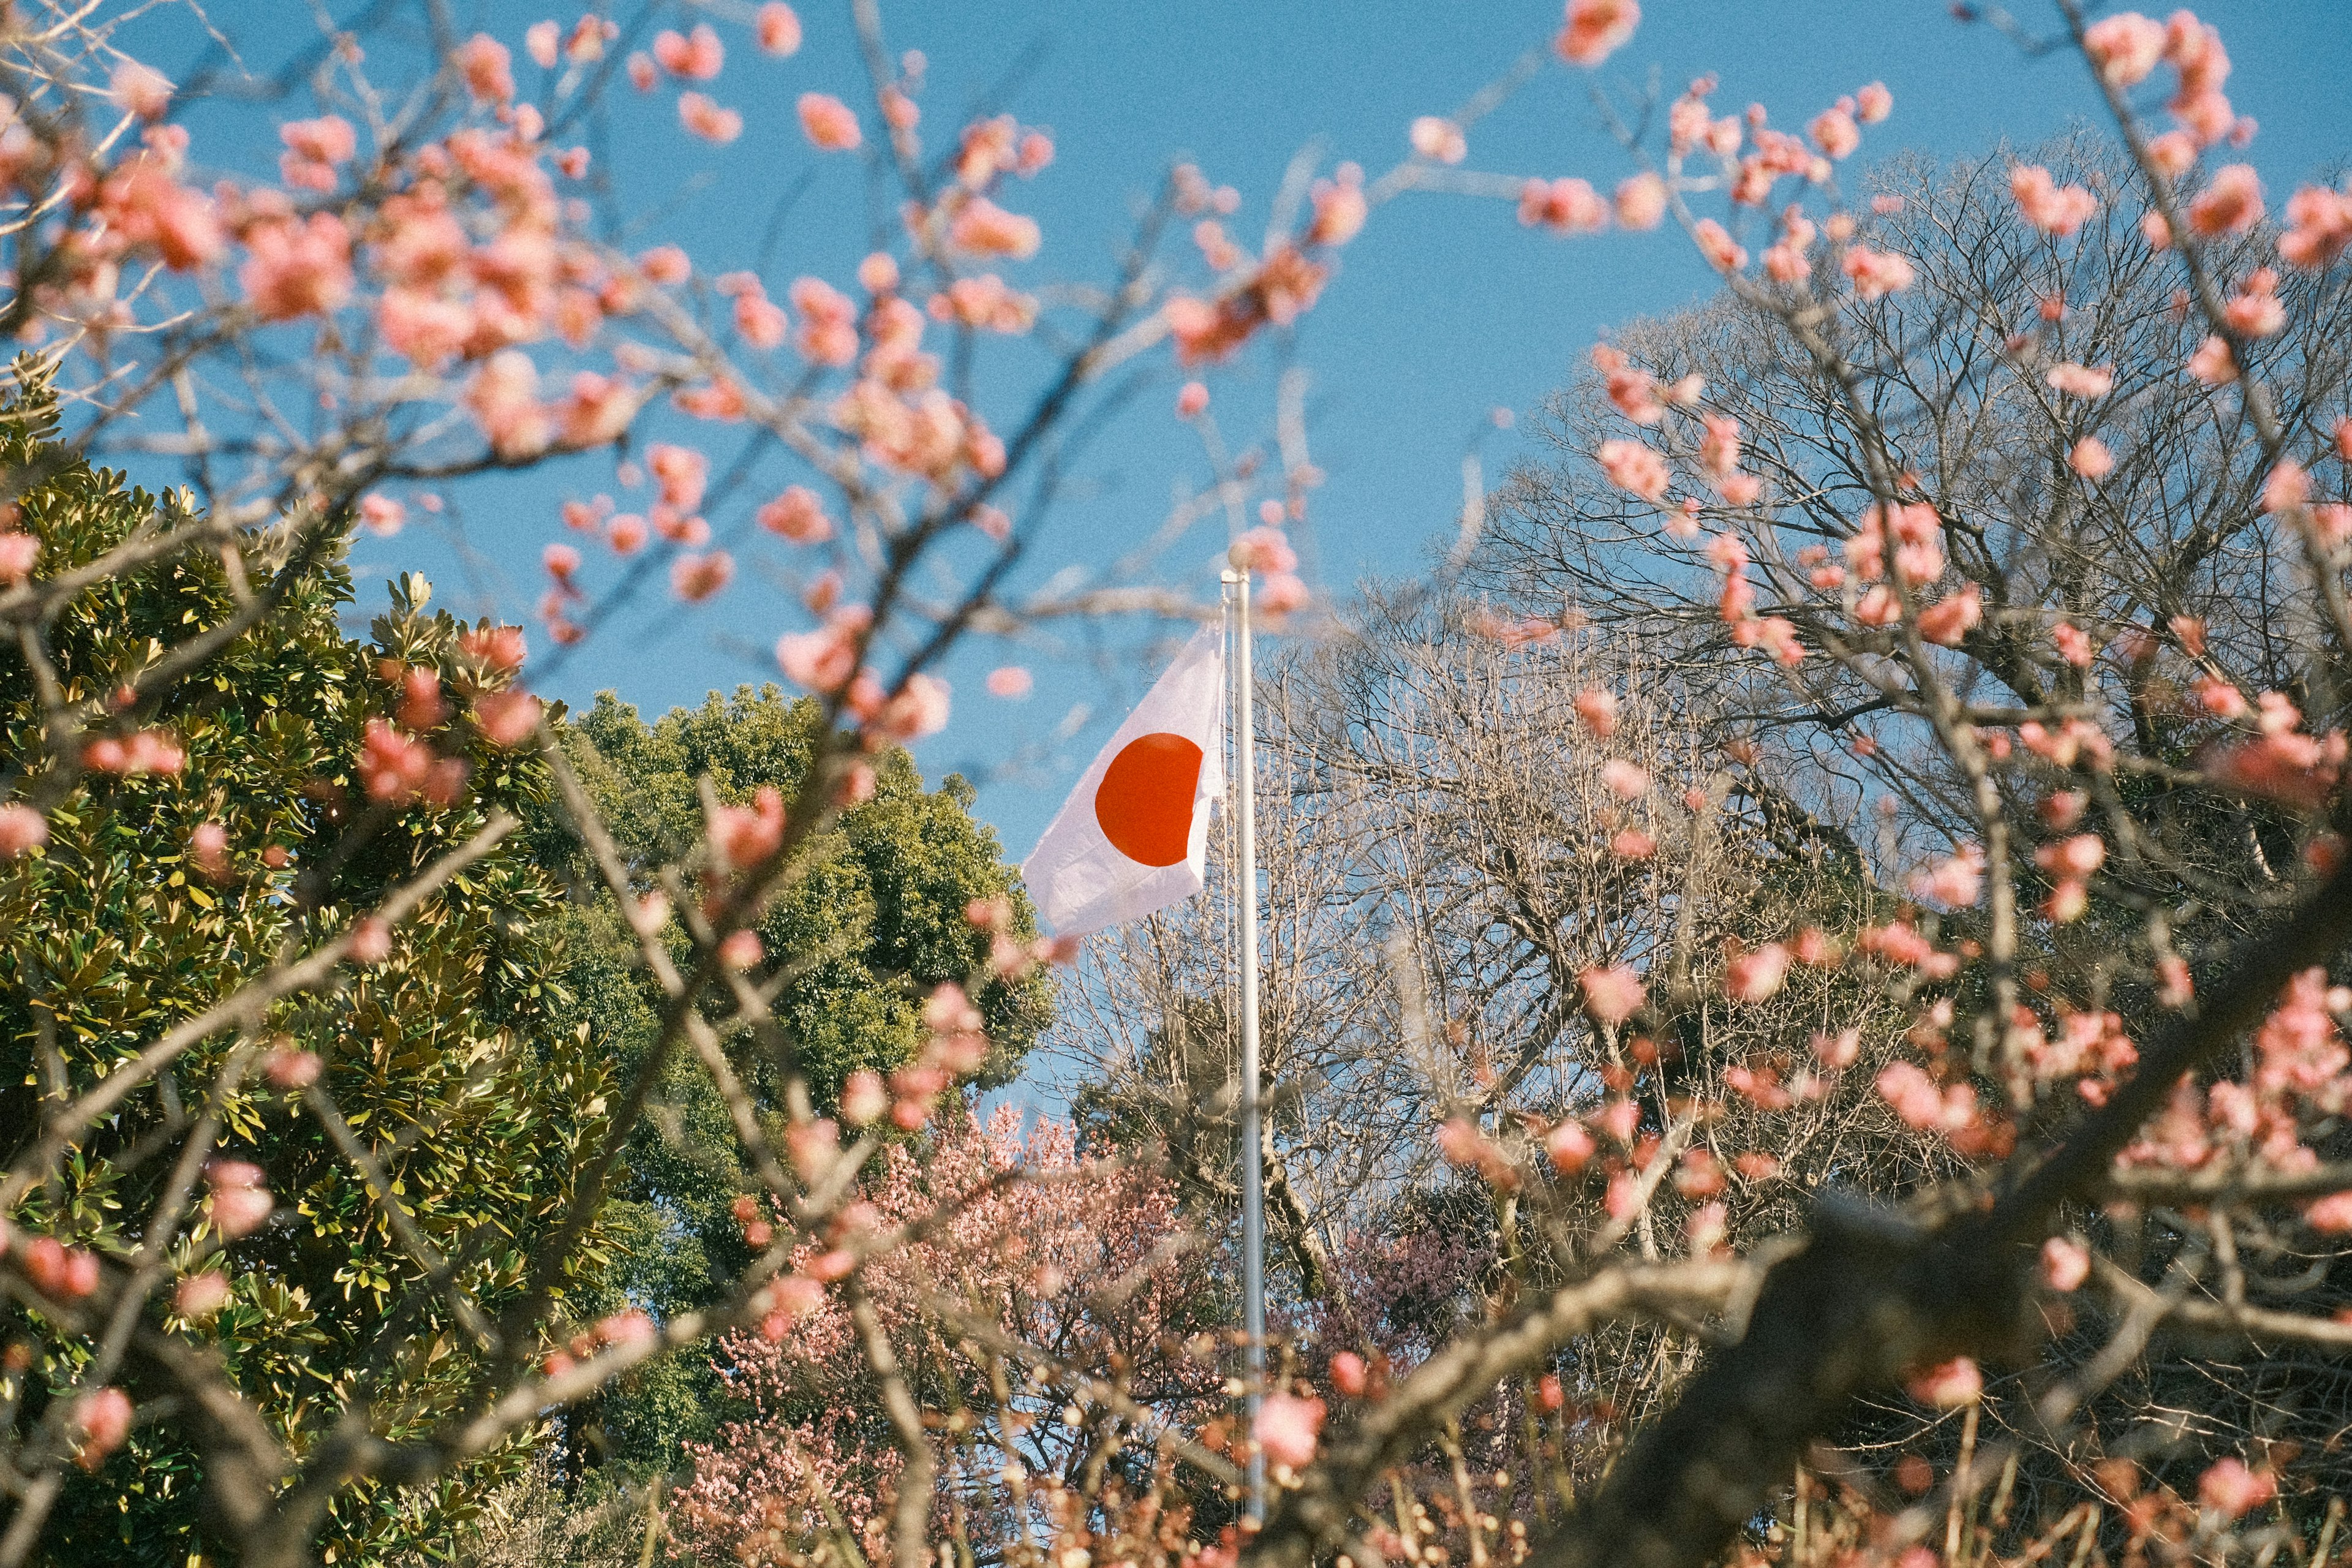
[138,1,2352,864]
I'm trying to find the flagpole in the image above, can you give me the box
[1224,565,1267,1522]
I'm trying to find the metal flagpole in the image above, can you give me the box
[1224,565,1267,1521]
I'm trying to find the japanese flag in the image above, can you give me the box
[1022,625,1226,937]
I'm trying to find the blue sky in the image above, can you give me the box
[137,0,2352,864]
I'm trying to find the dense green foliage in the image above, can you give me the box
[0,390,613,1566]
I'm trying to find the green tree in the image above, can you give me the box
[530,687,1054,1477]
[0,387,613,1566]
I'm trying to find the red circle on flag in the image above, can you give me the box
[1093,733,1204,867]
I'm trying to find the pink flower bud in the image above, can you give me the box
[74,1388,134,1470]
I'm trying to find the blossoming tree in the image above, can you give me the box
[0,1,2350,1567]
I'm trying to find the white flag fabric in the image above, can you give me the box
[1022,624,1226,937]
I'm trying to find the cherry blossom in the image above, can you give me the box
[1597,438,1669,501]
[1615,173,1668,229]
[2082,12,2166,86]
[798,93,862,152]
[2197,1458,2277,1520]
[1722,942,1790,1003]
[73,1389,133,1471]
[1256,1392,1325,1469]
[2040,1237,2090,1291]
[0,804,47,857]
[108,60,173,120]
[1556,0,1640,67]
[1409,116,1468,164]
[2187,162,2263,235]
[679,93,744,145]
[653,24,723,80]
[757,4,804,56]
[1578,964,1645,1024]
[2010,164,2098,236]
[1842,246,1915,300]
[204,1160,274,1238]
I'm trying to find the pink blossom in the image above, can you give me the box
[842,1069,889,1126]
[2198,1457,2276,1519]
[1814,1028,1861,1069]
[1231,526,1298,573]
[1843,246,1916,300]
[1409,116,1468,164]
[2051,364,2126,404]
[2282,182,2352,269]
[1255,1391,1325,1469]
[948,198,1041,260]
[1601,760,1648,800]
[1905,1356,1983,1408]
[1520,178,1609,233]
[464,688,535,748]
[2010,165,2098,236]
[1597,438,1669,502]
[175,1270,233,1317]
[776,607,872,695]
[1175,380,1210,419]
[1308,167,1368,246]
[1545,1119,1596,1173]
[0,530,35,587]
[668,551,733,605]
[1692,219,1746,273]
[1574,687,1619,737]
[757,486,834,543]
[653,24,723,80]
[2068,436,2114,478]
[1555,0,1640,67]
[81,729,186,776]
[1724,942,1790,1003]
[2187,334,2237,384]
[865,673,952,744]
[278,115,357,191]
[718,929,763,970]
[643,443,708,512]
[2262,458,2310,513]
[109,61,173,121]
[2187,163,2263,236]
[2306,1191,2352,1233]
[239,213,353,320]
[0,804,47,856]
[455,34,514,104]
[205,1160,273,1238]
[1855,82,1893,124]
[1615,173,1668,230]
[1909,844,1986,907]
[2040,1237,2090,1291]
[799,92,863,151]
[2083,12,2166,86]
[465,350,550,459]
[186,820,230,882]
[1809,107,1859,160]
[524,20,560,69]
[758,4,804,56]
[20,1237,98,1299]
[679,92,744,145]
[2225,266,2285,336]
[1917,583,1983,646]
[1259,572,1310,613]
[986,666,1033,699]
[74,1388,134,1471]
[1876,1060,1977,1132]
[1578,963,1646,1024]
